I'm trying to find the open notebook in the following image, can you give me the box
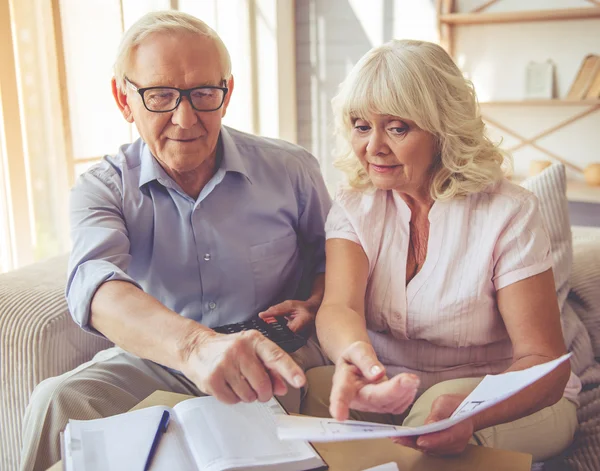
[62,396,327,471]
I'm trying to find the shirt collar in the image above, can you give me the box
[138,126,251,189]
[219,126,251,183]
[138,143,170,188]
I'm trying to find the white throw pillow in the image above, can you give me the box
[520,163,572,310]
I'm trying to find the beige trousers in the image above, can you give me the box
[20,339,328,471]
[302,366,578,463]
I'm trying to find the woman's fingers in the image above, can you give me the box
[342,341,386,381]
[424,394,464,424]
[331,342,422,419]
[392,436,418,448]
[353,373,420,414]
[329,363,363,420]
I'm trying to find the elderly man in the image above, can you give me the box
[20,10,331,471]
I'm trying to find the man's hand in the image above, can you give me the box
[330,341,420,421]
[259,299,319,333]
[179,328,306,405]
[392,394,474,455]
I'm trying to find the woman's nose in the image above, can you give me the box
[366,130,388,156]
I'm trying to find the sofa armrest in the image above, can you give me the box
[0,254,112,470]
[570,226,600,359]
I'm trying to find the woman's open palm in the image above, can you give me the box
[329,341,420,420]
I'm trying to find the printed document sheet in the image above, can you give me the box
[277,353,572,442]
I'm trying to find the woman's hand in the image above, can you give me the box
[330,341,420,420]
[259,299,319,333]
[393,394,474,455]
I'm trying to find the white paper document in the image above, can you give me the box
[63,396,327,471]
[277,353,572,442]
[362,463,400,471]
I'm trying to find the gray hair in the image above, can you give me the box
[113,10,232,92]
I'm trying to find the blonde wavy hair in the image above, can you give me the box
[113,10,232,92]
[332,39,510,200]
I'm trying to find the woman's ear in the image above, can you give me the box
[112,77,134,123]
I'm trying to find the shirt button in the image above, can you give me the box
[203,253,211,261]
[209,302,216,310]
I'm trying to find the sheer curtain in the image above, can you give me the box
[0,0,295,272]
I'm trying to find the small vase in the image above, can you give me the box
[584,164,600,187]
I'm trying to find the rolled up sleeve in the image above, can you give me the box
[66,160,141,333]
[492,193,553,291]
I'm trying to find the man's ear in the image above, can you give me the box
[221,75,234,118]
[112,77,134,123]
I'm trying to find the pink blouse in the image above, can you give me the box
[325,179,581,402]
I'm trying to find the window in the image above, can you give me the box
[0,120,12,273]
[0,0,295,272]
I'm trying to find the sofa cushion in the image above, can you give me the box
[570,226,600,359]
[0,255,112,470]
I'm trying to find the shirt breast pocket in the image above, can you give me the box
[249,234,300,312]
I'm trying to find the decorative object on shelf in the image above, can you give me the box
[567,54,600,100]
[584,163,600,187]
[529,160,553,176]
[525,60,555,100]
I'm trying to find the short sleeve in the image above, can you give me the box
[493,193,553,290]
[294,149,331,275]
[325,201,361,245]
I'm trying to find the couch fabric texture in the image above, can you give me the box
[0,256,112,470]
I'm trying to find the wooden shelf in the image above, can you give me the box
[440,7,600,25]
[480,100,600,106]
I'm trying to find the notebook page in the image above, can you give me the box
[66,406,176,471]
[146,415,198,471]
[174,396,323,471]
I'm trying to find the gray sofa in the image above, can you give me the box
[1,225,599,470]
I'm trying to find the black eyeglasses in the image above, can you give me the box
[125,78,229,113]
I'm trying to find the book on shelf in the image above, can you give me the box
[61,395,327,471]
[585,65,600,99]
[566,54,600,100]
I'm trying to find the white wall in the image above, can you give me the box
[295,0,437,192]
[455,0,600,181]
[296,0,600,189]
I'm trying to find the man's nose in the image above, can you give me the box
[171,97,198,129]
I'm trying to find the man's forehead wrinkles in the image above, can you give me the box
[133,69,222,88]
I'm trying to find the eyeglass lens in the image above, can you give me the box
[143,87,225,111]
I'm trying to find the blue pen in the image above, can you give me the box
[143,410,170,471]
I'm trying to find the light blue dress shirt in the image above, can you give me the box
[67,126,331,332]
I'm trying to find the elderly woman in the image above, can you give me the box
[302,39,580,461]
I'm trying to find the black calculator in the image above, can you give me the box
[213,316,306,353]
